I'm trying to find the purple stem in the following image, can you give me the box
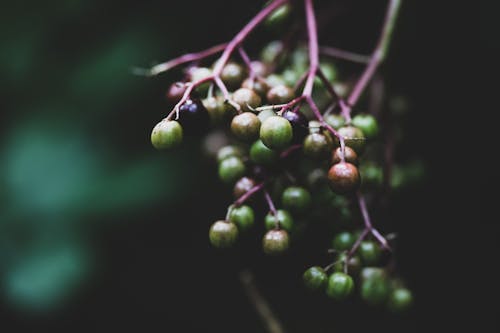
[319,46,370,64]
[357,192,391,250]
[234,182,266,207]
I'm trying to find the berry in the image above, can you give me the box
[232,88,262,112]
[203,96,235,125]
[262,229,289,255]
[265,209,294,232]
[361,274,390,305]
[327,162,361,194]
[229,205,255,232]
[324,114,345,129]
[265,74,286,88]
[151,120,183,149]
[352,114,379,139]
[358,241,382,265]
[231,112,261,142]
[387,288,413,312]
[250,61,269,77]
[216,145,245,163]
[303,266,328,291]
[242,78,269,98]
[178,99,210,134]
[337,125,366,154]
[282,109,309,143]
[333,253,361,275]
[250,139,278,165]
[166,82,186,104]
[326,272,354,300]
[303,132,333,159]
[221,62,246,90]
[209,220,238,248]
[331,146,358,165]
[332,231,356,251]
[266,84,295,104]
[360,267,387,281]
[260,40,283,64]
[281,186,312,214]
[233,176,256,199]
[218,156,246,184]
[260,116,293,150]
[188,66,212,93]
[258,109,277,123]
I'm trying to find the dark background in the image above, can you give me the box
[0,0,489,332]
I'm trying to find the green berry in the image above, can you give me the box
[332,232,356,251]
[361,275,390,305]
[358,241,382,265]
[303,266,328,291]
[326,272,354,300]
[262,229,289,255]
[233,88,262,112]
[229,205,255,232]
[333,253,361,276]
[267,84,295,104]
[303,133,334,159]
[281,186,312,214]
[337,125,366,154]
[221,62,246,90]
[260,41,283,64]
[260,116,293,150]
[308,120,322,134]
[216,145,245,163]
[188,67,212,93]
[151,120,183,149]
[265,74,286,88]
[231,112,261,142]
[242,78,269,98]
[258,109,277,123]
[250,140,278,165]
[233,176,256,199]
[324,114,345,129]
[218,156,246,184]
[387,288,413,312]
[265,209,294,232]
[360,267,387,282]
[209,220,238,248]
[352,114,379,139]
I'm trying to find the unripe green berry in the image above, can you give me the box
[209,220,238,248]
[281,186,312,214]
[333,253,361,276]
[262,229,289,255]
[260,41,283,64]
[337,125,366,154]
[387,288,413,312]
[303,133,333,159]
[216,145,245,163]
[258,109,277,123]
[229,205,255,232]
[332,231,356,251]
[324,114,345,130]
[303,266,328,291]
[221,62,246,90]
[265,209,294,232]
[326,272,354,300]
[218,156,246,184]
[242,78,269,98]
[265,74,286,88]
[260,116,293,150]
[352,114,379,139]
[233,88,262,112]
[358,241,382,265]
[250,140,278,165]
[266,84,295,104]
[231,112,261,142]
[361,275,391,305]
[151,120,183,149]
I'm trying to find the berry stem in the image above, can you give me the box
[279,144,302,159]
[263,190,279,229]
[357,192,391,250]
[319,46,371,64]
[238,47,257,85]
[234,182,266,207]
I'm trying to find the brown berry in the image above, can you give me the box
[327,162,361,194]
[266,84,295,104]
[331,146,359,165]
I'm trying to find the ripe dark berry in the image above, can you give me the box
[221,62,246,90]
[178,99,210,134]
[327,162,361,194]
[231,112,261,142]
[233,176,256,199]
[337,125,366,154]
[352,114,379,139]
[281,186,311,214]
[332,231,356,251]
[282,109,309,144]
[229,205,255,232]
[151,120,183,149]
[264,209,294,232]
[218,156,246,184]
[166,82,186,104]
[358,240,382,265]
[209,220,238,248]
[326,272,354,300]
[303,266,328,291]
[331,146,358,165]
[260,116,293,150]
[262,229,289,255]
[266,84,295,104]
[232,88,262,112]
[250,140,278,165]
[387,288,413,312]
[303,132,334,159]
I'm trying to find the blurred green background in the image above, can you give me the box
[0,0,478,332]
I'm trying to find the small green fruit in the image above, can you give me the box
[151,120,183,149]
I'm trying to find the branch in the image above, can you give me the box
[319,46,371,64]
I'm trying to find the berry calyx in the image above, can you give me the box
[326,272,354,300]
[303,266,328,291]
[262,229,289,255]
[209,220,238,248]
[260,116,293,150]
[151,120,183,149]
[327,162,361,194]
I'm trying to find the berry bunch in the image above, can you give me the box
[147,0,412,312]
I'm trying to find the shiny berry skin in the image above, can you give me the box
[203,96,235,125]
[281,186,311,214]
[265,209,294,232]
[358,241,382,265]
[209,220,238,248]
[151,120,183,149]
[257,109,277,123]
[327,162,361,194]
[387,288,413,312]
[216,145,245,163]
[331,146,358,165]
[232,88,262,112]
[361,275,390,305]
[324,114,345,129]
[303,132,334,159]
[303,266,328,291]
[250,140,278,165]
[229,205,255,232]
[178,99,210,134]
[218,156,246,184]
[352,114,379,139]
[231,112,261,142]
[242,78,270,98]
[326,272,354,300]
[260,116,293,150]
[166,82,186,104]
[337,125,366,154]
[266,84,294,104]
[282,109,309,144]
[332,231,356,251]
[262,229,289,255]
[360,267,387,282]
[233,176,256,199]
[221,62,246,90]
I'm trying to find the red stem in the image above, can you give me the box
[234,182,266,207]
[319,46,370,64]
